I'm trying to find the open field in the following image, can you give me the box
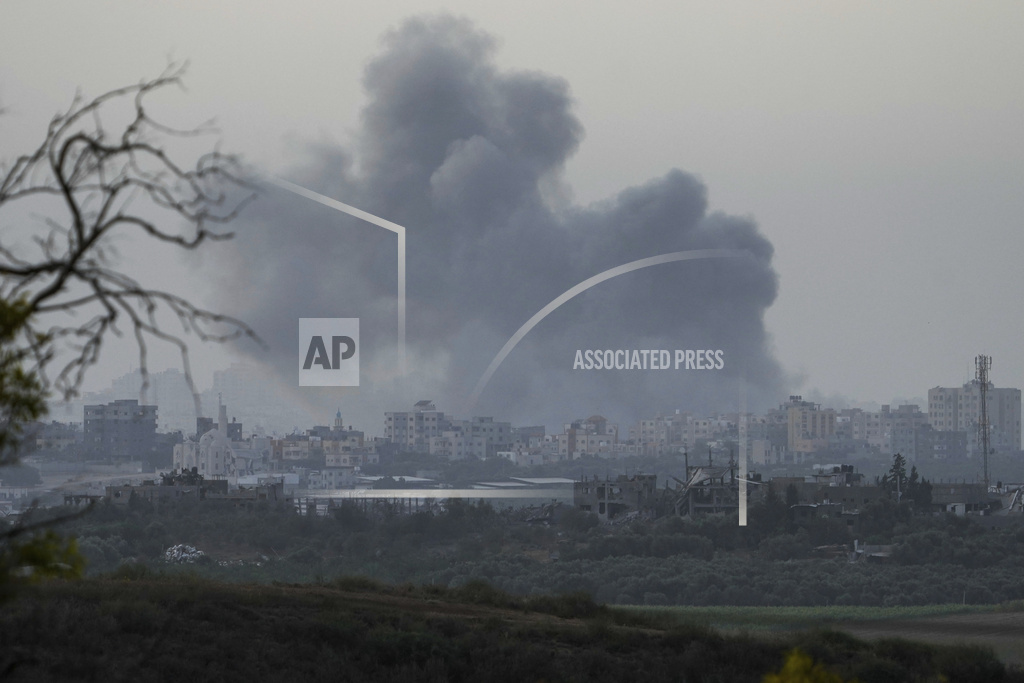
[841,611,1024,667]
[625,603,1024,666]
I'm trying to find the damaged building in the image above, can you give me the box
[573,474,660,522]
[671,465,749,517]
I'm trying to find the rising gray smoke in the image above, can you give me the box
[208,15,789,433]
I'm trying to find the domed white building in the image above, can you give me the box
[173,402,238,478]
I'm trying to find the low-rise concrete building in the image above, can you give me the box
[574,473,659,522]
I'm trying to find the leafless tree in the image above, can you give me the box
[0,63,262,423]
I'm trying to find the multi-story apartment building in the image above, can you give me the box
[631,412,694,453]
[835,404,927,458]
[687,417,716,449]
[785,396,836,453]
[845,408,886,450]
[557,431,617,458]
[745,415,789,465]
[34,421,82,452]
[557,416,619,459]
[83,399,158,460]
[928,381,1021,453]
[384,400,449,452]
[886,404,929,459]
[928,386,961,432]
[465,416,513,457]
[427,417,512,460]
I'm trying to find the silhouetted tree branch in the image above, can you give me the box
[0,64,262,458]
[0,65,263,591]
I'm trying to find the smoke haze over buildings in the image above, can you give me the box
[209,15,789,431]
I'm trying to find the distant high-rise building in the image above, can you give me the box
[928,382,1021,453]
[785,396,836,453]
[83,399,157,460]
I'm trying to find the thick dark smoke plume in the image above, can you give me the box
[209,15,788,433]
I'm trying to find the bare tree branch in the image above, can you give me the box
[0,64,265,413]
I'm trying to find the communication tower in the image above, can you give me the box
[976,354,991,490]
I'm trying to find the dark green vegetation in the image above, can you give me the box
[11,460,1024,677]
[43,495,1024,608]
[1,574,1019,683]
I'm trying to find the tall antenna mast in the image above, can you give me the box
[976,354,991,490]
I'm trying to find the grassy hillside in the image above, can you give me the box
[0,573,1019,683]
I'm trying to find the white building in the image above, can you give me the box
[428,416,512,460]
[173,403,242,479]
[385,400,449,451]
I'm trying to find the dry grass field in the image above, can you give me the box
[839,611,1024,667]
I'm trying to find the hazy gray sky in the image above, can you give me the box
[3,1,1023,423]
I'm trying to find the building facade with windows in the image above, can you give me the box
[83,399,157,460]
[928,382,1021,453]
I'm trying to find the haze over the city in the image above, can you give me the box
[3,2,1023,430]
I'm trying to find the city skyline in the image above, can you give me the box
[4,3,1024,431]
[58,356,1020,446]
